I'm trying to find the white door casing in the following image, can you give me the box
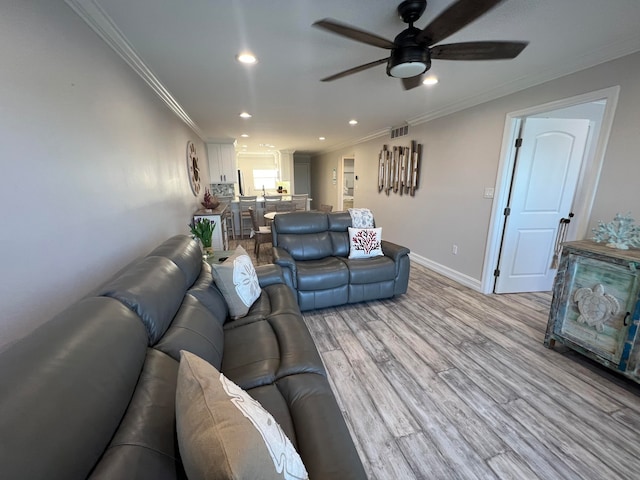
[482,86,620,295]
[495,118,590,293]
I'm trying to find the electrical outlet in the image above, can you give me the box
[452,244,458,255]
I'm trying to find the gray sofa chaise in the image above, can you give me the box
[0,235,366,480]
[272,211,410,311]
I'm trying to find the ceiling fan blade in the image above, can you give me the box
[321,58,389,82]
[416,0,504,46]
[313,18,396,49]
[431,41,528,60]
[402,75,424,90]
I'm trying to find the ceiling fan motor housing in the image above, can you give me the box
[387,27,431,78]
[398,0,428,24]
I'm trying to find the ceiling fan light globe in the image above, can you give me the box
[389,61,427,78]
[387,45,430,78]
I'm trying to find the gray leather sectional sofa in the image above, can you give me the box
[0,235,366,480]
[272,211,410,311]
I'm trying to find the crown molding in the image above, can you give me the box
[65,0,205,140]
[408,34,640,127]
[318,34,640,155]
[320,128,391,154]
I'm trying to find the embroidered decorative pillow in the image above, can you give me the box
[348,208,375,228]
[211,245,261,319]
[348,227,383,259]
[176,351,309,480]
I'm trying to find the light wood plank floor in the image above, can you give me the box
[232,238,640,479]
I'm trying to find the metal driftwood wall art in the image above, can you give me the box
[378,140,422,196]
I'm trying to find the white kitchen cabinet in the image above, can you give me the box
[207,143,236,183]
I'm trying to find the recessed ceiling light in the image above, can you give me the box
[239,112,252,118]
[241,133,249,138]
[319,137,326,141]
[236,52,257,64]
[422,76,439,86]
[349,119,358,125]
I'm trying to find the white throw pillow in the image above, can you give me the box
[211,245,261,318]
[348,208,375,228]
[348,227,383,259]
[176,351,309,480]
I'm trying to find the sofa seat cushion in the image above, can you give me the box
[222,312,325,390]
[275,373,368,480]
[343,256,397,284]
[221,284,324,390]
[242,284,302,321]
[296,257,349,291]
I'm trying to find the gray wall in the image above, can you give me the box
[311,51,640,283]
[0,1,207,349]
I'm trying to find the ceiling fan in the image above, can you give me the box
[313,0,528,90]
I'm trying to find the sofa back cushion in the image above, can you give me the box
[146,235,203,287]
[0,297,148,480]
[273,212,333,260]
[327,211,352,257]
[98,256,188,345]
[89,349,182,480]
[154,294,226,369]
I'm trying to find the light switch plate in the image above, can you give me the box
[483,187,495,199]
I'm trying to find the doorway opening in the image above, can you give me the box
[339,156,355,210]
[481,86,620,294]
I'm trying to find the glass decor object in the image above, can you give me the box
[592,213,640,250]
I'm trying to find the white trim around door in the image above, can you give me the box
[481,86,621,294]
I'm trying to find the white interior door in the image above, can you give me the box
[495,118,590,293]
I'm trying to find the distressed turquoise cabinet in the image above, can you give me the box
[545,240,640,381]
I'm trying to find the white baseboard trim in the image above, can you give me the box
[409,253,482,292]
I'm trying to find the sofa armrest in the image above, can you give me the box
[272,247,297,289]
[381,240,410,261]
[255,264,286,288]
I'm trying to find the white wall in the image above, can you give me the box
[0,1,206,349]
[311,51,640,285]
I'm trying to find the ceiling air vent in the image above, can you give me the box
[390,123,409,139]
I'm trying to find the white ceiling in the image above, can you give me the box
[68,0,640,154]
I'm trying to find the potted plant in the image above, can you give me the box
[189,218,216,256]
[201,188,220,210]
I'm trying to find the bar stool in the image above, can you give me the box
[319,204,333,213]
[276,200,294,212]
[238,196,257,239]
[291,194,308,211]
[249,207,272,261]
[217,195,235,239]
[264,195,282,213]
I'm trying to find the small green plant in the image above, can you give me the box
[189,218,216,248]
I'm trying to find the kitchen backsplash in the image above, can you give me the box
[209,183,235,196]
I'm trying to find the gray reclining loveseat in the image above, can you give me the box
[0,235,366,480]
[272,211,410,311]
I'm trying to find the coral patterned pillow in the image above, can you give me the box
[348,227,383,259]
